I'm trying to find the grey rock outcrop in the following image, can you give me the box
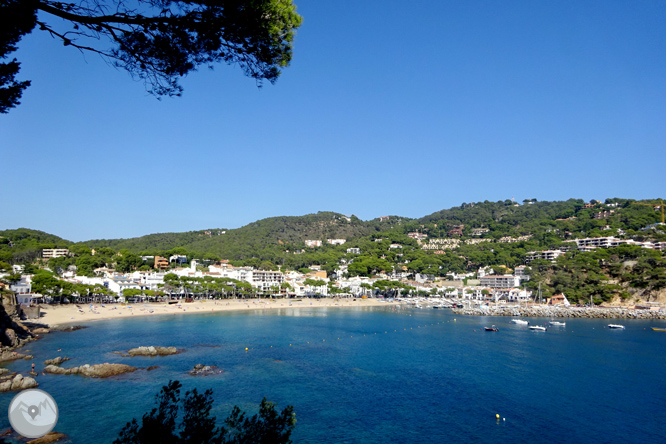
[0,350,33,363]
[44,356,70,366]
[0,373,38,392]
[188,364,223,376]
[44,363,137,378]
[125,346,181,357]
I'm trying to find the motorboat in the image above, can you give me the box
[484,326,499,332]
[529,326,547,331]
[608,324,625,329]
[510,319,529,325]
[651,327,666,331]
[549,321,566,326]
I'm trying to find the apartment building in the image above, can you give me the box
[42,249,70,258]
[479,275,521,289]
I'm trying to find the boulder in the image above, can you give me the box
[44,363,137,378]
[188,365,223,376]
[32,328,51,334]
[0,350,33,363]
[44,356,70,366]
[51,325,87,332]
[4,329,18,347]
[125,346,181,357]
[27,431,68,444]
[0,374,38,392]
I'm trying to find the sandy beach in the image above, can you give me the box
[36,298,395,327]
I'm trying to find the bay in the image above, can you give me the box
[0,306,664,443]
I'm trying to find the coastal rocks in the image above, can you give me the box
[5,328,18,347]
[188,364,223,376]
[0,350,33,363]
[26,431,68,444]
[51,325,87,332]
[0,430,69,444]
[124,346,181,357]
[44,363,137,378]
[44,356,70,366]
[0,373,38,392]
[0,303,34,347]
[32,327,51,334]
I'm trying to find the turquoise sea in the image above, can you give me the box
[0,306,665,443]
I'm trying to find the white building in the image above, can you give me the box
[305,240,322,248]
[525,250,566,263]
[251,270,285,292]
[327,239,346,245]
[479,275,521,289]
[42,249,70,258]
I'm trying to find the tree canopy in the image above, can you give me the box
[1,0,302,113]
[113,380,296,444]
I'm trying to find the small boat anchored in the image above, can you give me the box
[651,327,666,331]
[608,324,625,329]
[510,319,529,325]
[529,326,547,331]
[484,326,499,332]
[549,321,566,327]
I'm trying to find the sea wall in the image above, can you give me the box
[451,305,666,320]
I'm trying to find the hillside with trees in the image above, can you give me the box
[2,198,665,304]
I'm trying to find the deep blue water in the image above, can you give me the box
[1,306,665,443]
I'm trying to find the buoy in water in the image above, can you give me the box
[245,348,248,351]
[496,414,500,420]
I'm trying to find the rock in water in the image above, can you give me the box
[44,363,137,378]
[26,431,68,443]
[126,346,180,356]
[44,356,71,366]
[188,365,223,376]
[0,373,38,392]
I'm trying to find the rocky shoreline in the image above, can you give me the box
[451,305,666,320]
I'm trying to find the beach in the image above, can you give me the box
[36,297,395,327]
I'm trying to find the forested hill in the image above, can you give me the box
[407,198,660,239]
[3,199,664,269]
[0,228,71,263]
[82,212,411,259]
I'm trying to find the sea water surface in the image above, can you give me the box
[0,306,664,443]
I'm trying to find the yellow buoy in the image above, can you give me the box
[245,348,248,351]
[496,414,500,420]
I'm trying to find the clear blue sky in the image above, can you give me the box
[2,1,665,242]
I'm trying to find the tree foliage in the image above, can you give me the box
[1,0,303,112]
[113,380,296,444]
[0,0,36,113]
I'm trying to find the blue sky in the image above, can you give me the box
[2,1,665,242]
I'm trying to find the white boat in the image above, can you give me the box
[608,324,625,329]
[549,321,566,326]
[511,319,529,325]
[529,326,547,331]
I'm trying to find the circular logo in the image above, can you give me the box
[8,389,59,438]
